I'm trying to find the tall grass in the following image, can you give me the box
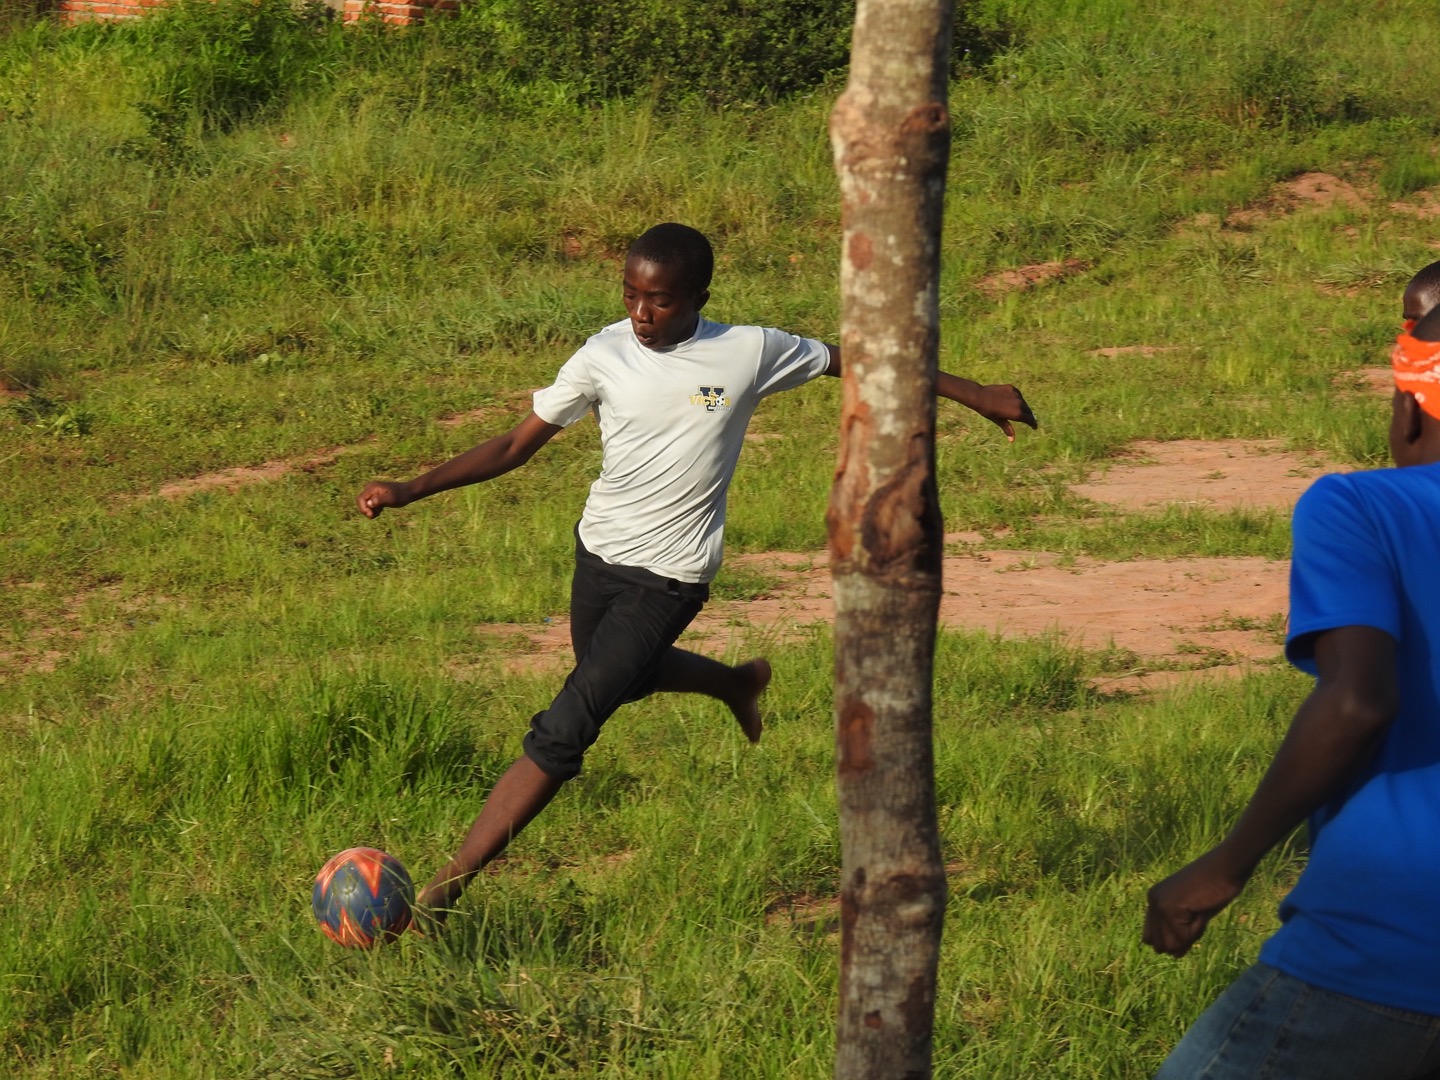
[1,622,1309,1076]
[3,0,1438,1074]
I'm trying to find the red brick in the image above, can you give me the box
[60,0,455,26]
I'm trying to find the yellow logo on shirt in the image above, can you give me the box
[691,386,731,412]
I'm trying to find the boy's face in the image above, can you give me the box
[623,256,708,350]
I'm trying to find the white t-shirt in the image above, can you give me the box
[532,317,830,583]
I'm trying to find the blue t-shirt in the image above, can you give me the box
[1259,464,1440,1016]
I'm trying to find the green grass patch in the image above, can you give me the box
[2,0,1435,1074]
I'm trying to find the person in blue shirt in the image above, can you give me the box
[1142,305,1440,1078]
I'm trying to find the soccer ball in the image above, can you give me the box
[312,847,414,948]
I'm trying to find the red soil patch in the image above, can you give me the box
[1180,173,1369,236]
[1223,171,1367,231]
[1282,171,1368,210]
[975,259,1089,297]
[463,440,1325,690]
[765,893,840,933]
[436,407,499,429]
[434,390,536,428]
[0,643,72,678]
[150,396,536,501]
[1068,439,1332,512]
[1390,190,1440,221]
[1177,213,1223,235]
[558,230,625,265]
[0,583,166,680]
[154,444,364,500]
[1334,368,1393,396]
[1090,345,1187,358]
[472,546,1287,684]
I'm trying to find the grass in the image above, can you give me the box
[3,0,1438,1074]
[3,626,1310,1077]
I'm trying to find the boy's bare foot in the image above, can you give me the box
[653,649,770,742]
[731,658,771,744]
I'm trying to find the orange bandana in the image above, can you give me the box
[1392,331,1440,419]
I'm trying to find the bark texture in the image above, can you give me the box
[829,1,953,1077]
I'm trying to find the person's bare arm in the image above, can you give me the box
[823,344,1037,440]
[356,411,563,519]
[1142,625,1399,958]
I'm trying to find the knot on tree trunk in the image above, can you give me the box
[859,434,941,579]
[829,426,941,583]
[830,92,951,178]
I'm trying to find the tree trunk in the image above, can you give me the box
[828,1,952,1077]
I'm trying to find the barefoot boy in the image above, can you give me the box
[1142,307,1440,1078]
[357,222,1036,925]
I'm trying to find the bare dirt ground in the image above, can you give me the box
[975,258,1090,297]
[11,434,1324,690]
[1390,190,1440,221]
[1090,345,1191,359]
[152,444,366,500]
[1068,439,1332,512]
[473,440,1326,691]
[1336,368,1394,396]
[974,171,1381,301]
[1223,171,1367,230]
[1173,171,1372,239]
[476,546,1289,690]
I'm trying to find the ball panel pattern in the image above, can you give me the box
[312,846,414,948]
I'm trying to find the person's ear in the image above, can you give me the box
[695,288,710,311]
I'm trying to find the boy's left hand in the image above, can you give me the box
[970,384,1037,441]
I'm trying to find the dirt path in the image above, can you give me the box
[472,439,1323,688]
[46,435,1331,691]
[1068,439,1331,512]
[476,545,1288,688]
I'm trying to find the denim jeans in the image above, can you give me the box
[1156,963,1440,1080]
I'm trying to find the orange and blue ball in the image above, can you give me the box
[312,847,414,948]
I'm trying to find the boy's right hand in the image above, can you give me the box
[1142,848,1249,958]
[356,481,412,519]
[971,383,1038,440]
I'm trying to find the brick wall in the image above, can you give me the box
[58,0,165,21]
[55,0,457,25]
[340,0,457,23]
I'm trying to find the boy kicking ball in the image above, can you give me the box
[356,222,1036,928]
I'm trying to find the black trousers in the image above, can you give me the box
[522,531,708,780]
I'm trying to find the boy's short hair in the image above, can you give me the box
[1406,260,1440,304]
[628,223,714,295]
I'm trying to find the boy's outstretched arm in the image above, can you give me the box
[356,411,563,519]
[1142,624,1398,958]
[823,345,1037,441]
